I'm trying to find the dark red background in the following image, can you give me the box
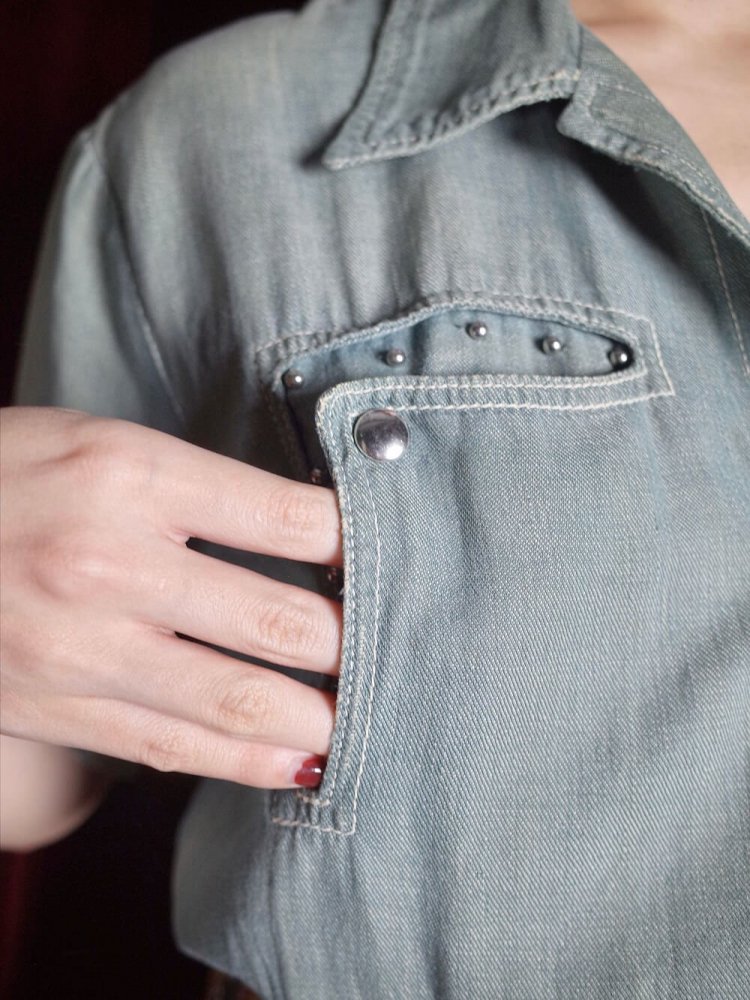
[1,3,301,997]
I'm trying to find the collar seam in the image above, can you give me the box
[326,68,581,170]
[571,83,750,247]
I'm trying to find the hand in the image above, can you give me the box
[0,406,342,789]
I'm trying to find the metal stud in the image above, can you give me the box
[465,321,488,340]
[282,368,305,388]
[608,344,632,370]
[324,566,344,604]
[309,467,330,486]
[353,409,409,461]
[541,334,565,354]
[385,347,407,366]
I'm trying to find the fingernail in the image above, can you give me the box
[293,755,327,789]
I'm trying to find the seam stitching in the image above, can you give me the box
[270,816,352,835]
[346,467,382,832]
[619,150,749,244]
[270,447,382,836]
[369,69,581,153]
[314,370,640,395]
[587,84,723,194]
[593,81,662,106]
[584,86,750,247]
[271,382,361,828]
[701,210,750,378]
[592,115,722,194]
[308,387,358,805]
[252,291,653,358]
[344,390,672,414]
[328,81,578,167]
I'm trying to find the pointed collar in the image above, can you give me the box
[322,0,582,170]
[320,0,750,244]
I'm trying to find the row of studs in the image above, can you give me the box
[282,322,632,388]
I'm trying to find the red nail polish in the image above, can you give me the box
[293,755,326,789]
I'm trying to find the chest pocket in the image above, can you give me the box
[270,295,674,837]
[277,297,671,479]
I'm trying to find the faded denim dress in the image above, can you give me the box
[16,0,750,997]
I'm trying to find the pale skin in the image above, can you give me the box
[0,408,343,849]
[2,0,749,853]
[569,0,750,220]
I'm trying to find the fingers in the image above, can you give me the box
[1,410,342,793]
[61,696,329,789]
[98,628,335,755]
[140,547,342,674]
[140,427,343,567]
[5,410,343,565]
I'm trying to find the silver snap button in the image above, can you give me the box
[608,345,632,369]
[385,347,407,366]
[465,321,488,339]
[541,334,565,354]
[282,369,305,388]
[353,409,408,461]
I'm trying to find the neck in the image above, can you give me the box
[569,0,750,37]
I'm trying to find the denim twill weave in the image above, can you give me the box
[16,0,750,997]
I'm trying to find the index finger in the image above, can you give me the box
[141,427,342,567]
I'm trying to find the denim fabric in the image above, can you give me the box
[16,0,750,997]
